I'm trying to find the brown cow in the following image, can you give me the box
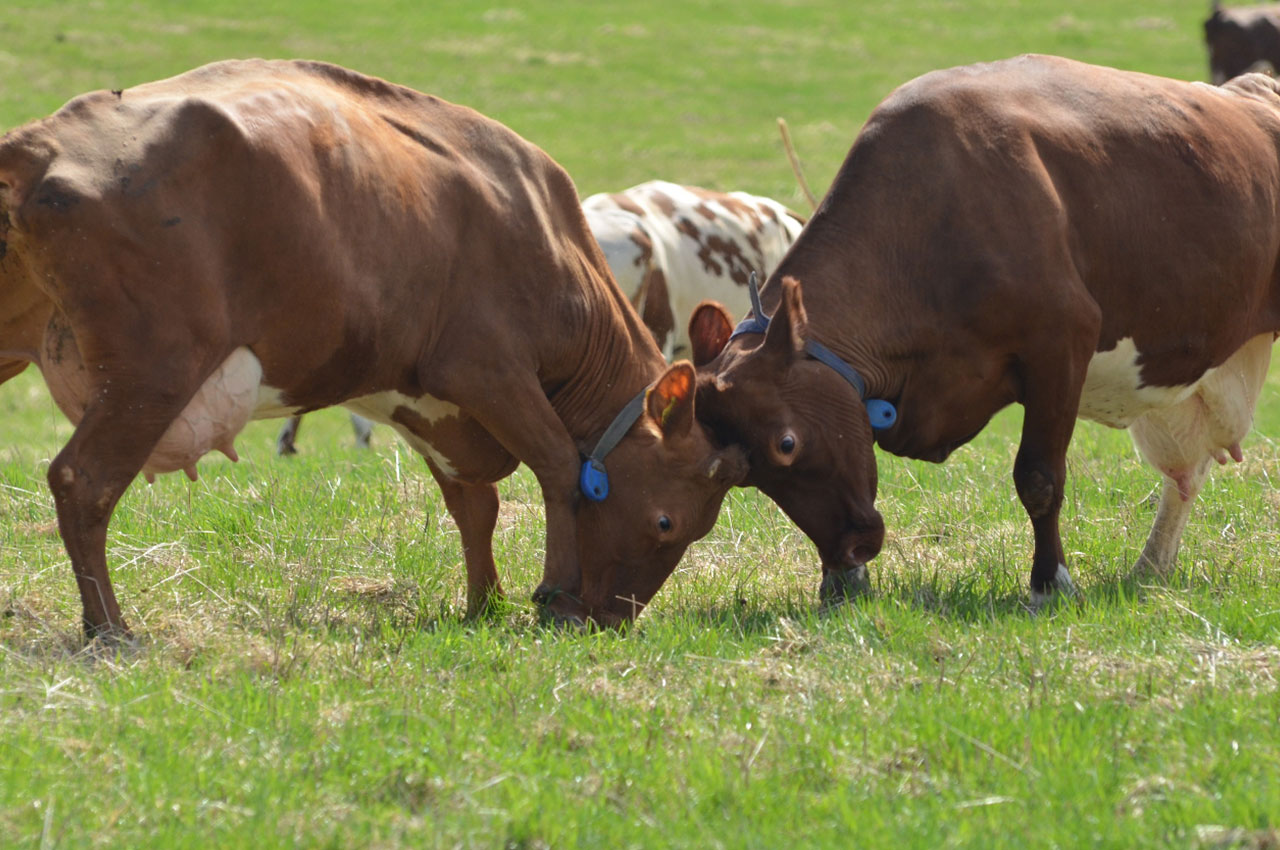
[688,55,1280,607]
[1205,2,1280,84]
[274,180,806,455]
[0,59,746,639]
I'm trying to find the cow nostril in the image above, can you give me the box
[842,530,883,566]
[848,543,880,565]
[531,583,556,606]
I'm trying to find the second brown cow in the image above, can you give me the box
[689,55,1280,607]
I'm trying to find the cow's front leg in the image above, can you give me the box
[1014,434,1076,609]
[425,460,504,618]
[429,368,585,621]
[1014,345,1093,609]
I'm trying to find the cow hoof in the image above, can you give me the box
[819,564,871,605]
[1128,551,1173,581]
[1028,564,1077,613]
[82,621,135,648]
[464,593,510,621]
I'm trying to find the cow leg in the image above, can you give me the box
[276,415,302,455]
[1014,428,1076,609]
[350,413,373,449]
[1014,337,1096,608]
[49,386,206,640]
[424,459,504,617]
[423,369,584,616]
[1127,331,1271,577]
[1132,461,1210,576]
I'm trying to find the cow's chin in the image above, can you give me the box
[536,579,662,630]
[815,520,883,602]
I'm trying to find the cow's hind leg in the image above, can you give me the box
[425,460,504,618]
[1131,463,1209,576]
[276,415,303,455]
[49,369,216,640]
[1128,332,1272,578]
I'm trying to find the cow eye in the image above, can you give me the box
[657,515,672,533]
[779,433,796,455]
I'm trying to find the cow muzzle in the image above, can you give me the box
[532,583,592,629]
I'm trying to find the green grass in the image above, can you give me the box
[3,1,1279,847]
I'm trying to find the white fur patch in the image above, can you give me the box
[252,385,303,419]
[582,180,804,359]
[343,391,461,475]
[1078,337,1199,428]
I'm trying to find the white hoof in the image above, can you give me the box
[1029,564,1076,611]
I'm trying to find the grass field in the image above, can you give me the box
[2,2,1279,847]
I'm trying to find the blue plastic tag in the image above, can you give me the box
[865,398,897,431]
[579,458,610,502]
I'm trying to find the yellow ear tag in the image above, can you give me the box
[660,396,679,426]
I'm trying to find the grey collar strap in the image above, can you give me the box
[728,272,896,431]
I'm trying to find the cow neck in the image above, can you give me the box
[733,273,897,431]
[548,272,666,453]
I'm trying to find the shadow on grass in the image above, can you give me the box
[656,562,1201,634]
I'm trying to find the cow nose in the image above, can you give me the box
[532,583,592,630]
[531,583,555,606]
[838,520,884,567]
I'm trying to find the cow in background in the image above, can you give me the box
[277,180,806,454]
[582,181,806,360]
[1206,2,1280,83]
[0,59,747,638]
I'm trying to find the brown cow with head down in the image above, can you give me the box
[688,55,1280,607]
[0,59,746,639]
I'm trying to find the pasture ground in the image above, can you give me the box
[1,2,1277,847]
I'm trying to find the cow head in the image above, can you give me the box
[1205,3,1278,84]
[549,361,748,626]
[688,278,885,585]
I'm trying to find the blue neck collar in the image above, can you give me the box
[578,389,647,502]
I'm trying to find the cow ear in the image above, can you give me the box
[646,361,696,439]
[688,301,734,366]
[762,276,808,359]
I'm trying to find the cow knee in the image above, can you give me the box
[1015,464,1058,519]
[48,456,120,524]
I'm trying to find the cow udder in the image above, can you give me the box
[38,313,262,482]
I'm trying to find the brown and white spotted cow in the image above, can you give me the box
[1205,2,1280,83]
[582,181,806,360]
[0,59,746,639]
[686,55,1280,608]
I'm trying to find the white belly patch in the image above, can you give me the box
[343,390,462,476]
[1078,337,1199,428]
